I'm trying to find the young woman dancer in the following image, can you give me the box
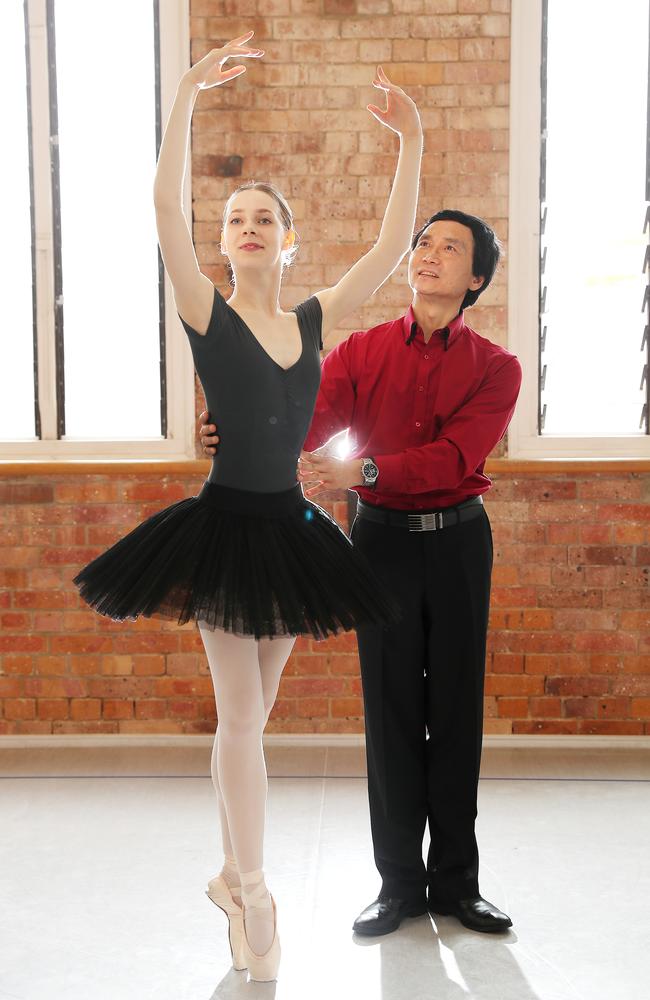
[73,32,422,981]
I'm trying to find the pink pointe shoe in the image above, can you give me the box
[206,874,246,971]
[241,884,281,982]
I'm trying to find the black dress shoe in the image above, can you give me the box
[428,895,512,933]
[353,896,429,937]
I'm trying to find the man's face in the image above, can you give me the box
[408,220,485,305]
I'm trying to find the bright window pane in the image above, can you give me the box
[541,0,649,436]
[0,3,36,440]
[54,0,162,439]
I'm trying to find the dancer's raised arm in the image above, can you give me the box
[315,67,423,342]
[153,32,263,332]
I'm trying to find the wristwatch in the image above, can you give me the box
[361,457,379,488]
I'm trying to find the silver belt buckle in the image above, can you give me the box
[407,511,444,532]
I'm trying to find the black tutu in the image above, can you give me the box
[73,481,399,640]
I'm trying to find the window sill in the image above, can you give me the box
[487,458,650,474]
[1,458,649,478]
[0,459,210,477]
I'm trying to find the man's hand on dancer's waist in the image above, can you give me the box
[199,410,219,456]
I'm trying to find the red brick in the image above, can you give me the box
[491,653,524,673]
[513,721,579,735]
[5,699,37,720]
[14,590,67,609]
[568,546,634,567]
[1,655,33,675]
[546,676,609,697]
[42,547,102,566]
[546,523,579,544]
[529,697,562,718]
[50,635,114,654]
[579,525,613,545]
[485,675,543,696]
[553,610,617,632]
[25,678,86,698]
[135,700,167,720]
[497,697,528,718]
[55,484,118,503]
[563,698,598,718]
[295,698,329,718]
[525,654,588,676]
[1,613,31,630]
[0,484,53,504]
[0,635,46,653]
[0,679,24,697]
[574,632,637,653]
[101,656,133,675]
[537,588,602,609]
[37,699,70,721]
[331,697,364,718]
[578,721,644,736]
[613,522,646,544]
[132,655,167,676]
[631,698,650,718]
[102,699,134,720]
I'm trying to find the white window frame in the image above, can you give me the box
[507,0,650,459]
[1,0,195,462]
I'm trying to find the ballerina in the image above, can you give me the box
[73,30,422,981]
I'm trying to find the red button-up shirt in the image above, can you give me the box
[303,305,522,510]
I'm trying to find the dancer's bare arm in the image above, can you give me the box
[315,68,423,344]
[153,32,263,332]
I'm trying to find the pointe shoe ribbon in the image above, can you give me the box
[206,874,247,971]
[240,877,281,982]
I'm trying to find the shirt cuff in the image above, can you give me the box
[375,453,407,493]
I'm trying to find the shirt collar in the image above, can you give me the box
[402,304,466,349]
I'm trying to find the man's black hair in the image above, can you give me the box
[411,209,502,311]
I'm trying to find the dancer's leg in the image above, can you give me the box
[258,634,297,724]
[210,729,240,902]
[199,625,294,954]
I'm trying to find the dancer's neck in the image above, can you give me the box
[228,267,284,317]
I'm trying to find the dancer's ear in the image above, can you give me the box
[283,229,296,249]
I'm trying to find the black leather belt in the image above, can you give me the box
[356,494,484,532]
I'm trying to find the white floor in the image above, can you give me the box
[1,746,649,1000]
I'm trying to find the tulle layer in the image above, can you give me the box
[73,481,399,640]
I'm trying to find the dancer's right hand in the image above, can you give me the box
[199,410,219,456]
[185,31,264,90]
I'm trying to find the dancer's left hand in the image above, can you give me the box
[367,66,422,138]
[298,452,362,498]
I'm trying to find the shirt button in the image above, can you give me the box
[415,421,421,428]
[418,386,424,391]
[424,354,429,360]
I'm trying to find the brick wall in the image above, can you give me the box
[2,471,649,736]
[190,0,508,348]
[2,2,650,736]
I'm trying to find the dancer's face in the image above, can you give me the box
[220,190,293,275]
[408,220,484,306]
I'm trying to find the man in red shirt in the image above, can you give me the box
[200,209,521,937]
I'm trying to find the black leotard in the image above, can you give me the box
[180,287,323,493]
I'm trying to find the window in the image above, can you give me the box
[508,0,650,458]
[0,0,194,460]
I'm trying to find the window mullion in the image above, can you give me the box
[27,0,57,442]
[640,5,650,434]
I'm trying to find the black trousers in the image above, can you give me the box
[351,504,493,904]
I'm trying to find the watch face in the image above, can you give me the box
[363,461,379,481]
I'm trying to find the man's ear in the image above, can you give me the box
[470,274,485,291]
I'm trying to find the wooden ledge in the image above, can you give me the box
[0,460,210,477]
[0,459,649,477]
